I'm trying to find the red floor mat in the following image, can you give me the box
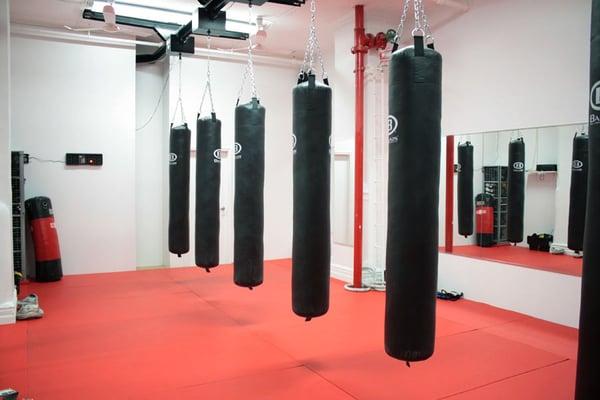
[443,245,582,276]
[302,330,567,400]
[0,260,578,399]
[158,366,355,400]
[444,360,576,400]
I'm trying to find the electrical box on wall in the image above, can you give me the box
[65,153,103,166]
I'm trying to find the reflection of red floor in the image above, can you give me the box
[443,245,583,277]
[1,260,577,399]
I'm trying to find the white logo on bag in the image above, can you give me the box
[292,134,297,151]
[169,153,177,165]
[591,81,600,111]
[388,115,398,136]
[573,160,584,171]
[456,163,462,173]
[513,162,524,171]
[234,142,242,159]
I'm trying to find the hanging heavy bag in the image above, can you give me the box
[568,133,589,252]
[196,114,221,271]
[457,142,474,237]
[292,74,332,321]
[169,123,191,257]
[576,0,600,398]
[25,197,63,282]
[234,98,265,288]
[507,138,525,244]
[385,35,442,362]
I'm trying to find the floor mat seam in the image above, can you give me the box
[436,358,571,400]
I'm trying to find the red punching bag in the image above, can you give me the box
[25,197,63,282]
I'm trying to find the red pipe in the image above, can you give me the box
[352,5,367,289]
[445,135,455,252]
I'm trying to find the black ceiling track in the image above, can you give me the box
[82,0,305,62]
[198,0,305,20]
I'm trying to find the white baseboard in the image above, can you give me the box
[331,263,353,283]
[0,289,17,325]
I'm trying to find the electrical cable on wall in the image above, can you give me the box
[136,61,175,132]
[29,156,65,164]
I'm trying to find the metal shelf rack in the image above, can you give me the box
[482,166,508,244]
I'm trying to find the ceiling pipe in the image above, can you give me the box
[433,0,470,12]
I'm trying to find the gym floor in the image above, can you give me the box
[1,259,577,399]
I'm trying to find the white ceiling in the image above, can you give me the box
[9,0,469,56]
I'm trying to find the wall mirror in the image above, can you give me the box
[442,123,588,277]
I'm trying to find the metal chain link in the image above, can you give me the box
[299,0,327,80]
[412,0,424,36]
[394,0,411,45]
[394,0,433,46]
[237,3,258,103]
[199,36,216,116]
[419,0,434,43]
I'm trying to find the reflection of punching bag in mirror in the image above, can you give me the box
[568,133,589,252]
[507,138,525,244]
[458,142,474,237]
[576,0,600,397]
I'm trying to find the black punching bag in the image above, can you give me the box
[196,114,221,271]
[169,124,191,257]
[507,138,525,244]
[576,0,600,398]
[568,133,589,252]
[234,98,265,288]
[292,74,332,321]
[385,39,442,362]
[457,142,474,237]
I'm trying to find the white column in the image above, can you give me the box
[0,0,16,324]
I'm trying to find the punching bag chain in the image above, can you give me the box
[171,54,186,124]
[237,3,258,103]
[199,36,216,116]
[394,0,411,45]
[298,0,328,81]
[394,0,434,45]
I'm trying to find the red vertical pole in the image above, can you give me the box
[445,135,455,253]
[352,5,366,288]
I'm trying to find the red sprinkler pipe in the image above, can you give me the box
[349,6,387,289]
[351,5,367,289]
[445,135,455,253]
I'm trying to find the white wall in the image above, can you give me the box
[167,54,297,267]
[437,0,591,135]
[0,0,15,324]
[436,0,591,250]
[135,59,170,268]
[11,35,137,276]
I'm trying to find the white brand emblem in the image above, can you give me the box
[573,160,584,170]
[169,153,177,164]
[513,162,524,171]
[213,149,222,160]
[292,134,297,150]
[388,115,398,136]
[591,81,600,111]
